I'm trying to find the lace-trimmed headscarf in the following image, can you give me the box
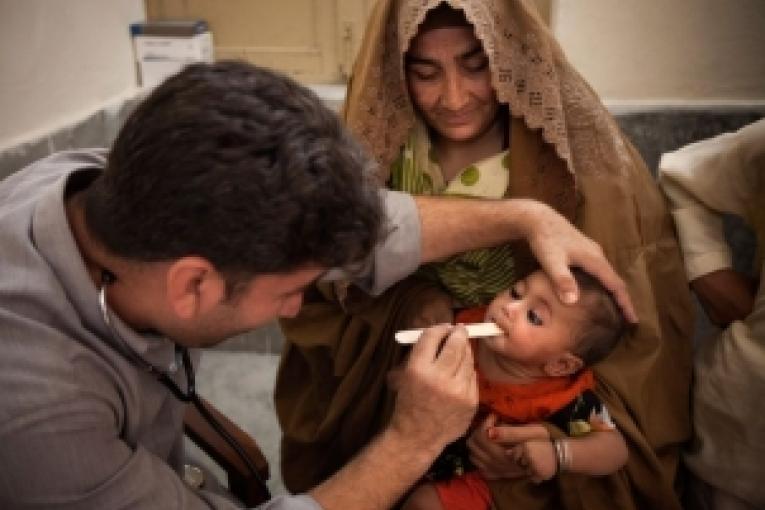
[344,0,635,217]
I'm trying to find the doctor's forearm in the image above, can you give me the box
[414,195,540,263]
[309,427,439,510]
[413,196,637,322]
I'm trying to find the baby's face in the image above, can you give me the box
[484,270,586,366]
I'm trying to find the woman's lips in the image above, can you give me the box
[441,114,474,126]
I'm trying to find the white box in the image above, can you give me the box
[133,31,214,88]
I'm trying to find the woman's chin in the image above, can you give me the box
[434,124,482,144]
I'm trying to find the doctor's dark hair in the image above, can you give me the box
[85,61,382,284]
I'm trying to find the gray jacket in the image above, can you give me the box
[0,150,420,509]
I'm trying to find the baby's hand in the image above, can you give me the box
[509,440,556,483]
[467,415,551,480]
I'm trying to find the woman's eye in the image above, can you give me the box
[463,56,489,73]
[527,309,543,326]
[407,67,439,81]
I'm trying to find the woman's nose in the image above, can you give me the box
[442,71,469,110]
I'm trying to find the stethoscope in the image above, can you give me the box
[97,269,271,500]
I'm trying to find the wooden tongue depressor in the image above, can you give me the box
[395,322,502,344]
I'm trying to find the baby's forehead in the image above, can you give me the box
[561,288,603,323]
[524,270,559,298]
[541,282,597,317]
[518,272,602,325]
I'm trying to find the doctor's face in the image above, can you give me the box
[174,265,324,348]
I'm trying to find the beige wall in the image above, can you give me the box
[145,0,376,83]
[0,0,144,149]
[2,0,763,153]
[552,0,765,103]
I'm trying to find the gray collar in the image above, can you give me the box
[32,162,178,370]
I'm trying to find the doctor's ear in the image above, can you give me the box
[165,257,227,320]
[542,352,584,377]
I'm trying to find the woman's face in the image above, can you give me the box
[405,25,499,144]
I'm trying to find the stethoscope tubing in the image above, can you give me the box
[97,284,271,499]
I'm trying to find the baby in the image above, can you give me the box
[403,268,629,510]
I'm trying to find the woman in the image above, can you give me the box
[275,1,693,509]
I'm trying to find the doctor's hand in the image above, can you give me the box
[388,324,478,451]
[524,201,637,324]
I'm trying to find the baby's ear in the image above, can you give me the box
[542,352,584,377]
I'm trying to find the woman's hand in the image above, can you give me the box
[466,414,550,480]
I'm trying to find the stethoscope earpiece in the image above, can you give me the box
[100,269,116,286]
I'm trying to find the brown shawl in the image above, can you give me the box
[276,1,694,508]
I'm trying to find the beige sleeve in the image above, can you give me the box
[658,119,765,281]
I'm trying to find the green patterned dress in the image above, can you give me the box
[389,121,515,306]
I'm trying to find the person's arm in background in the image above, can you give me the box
[363,192,637,323]
[309,324,477,510]
[659,119,765,327]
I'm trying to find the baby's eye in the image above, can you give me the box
[527,309,543,326]
[510,287,520,299]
